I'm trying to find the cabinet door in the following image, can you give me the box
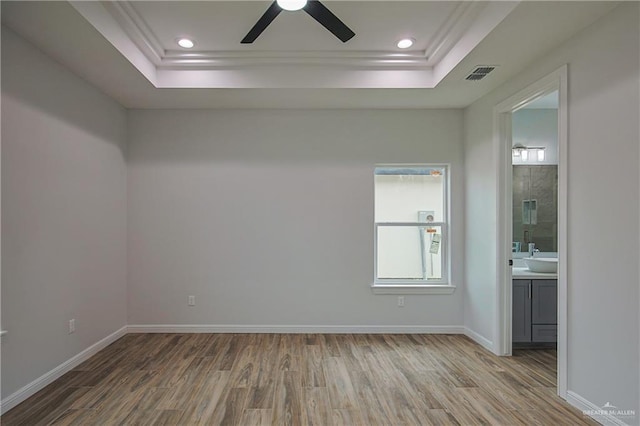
[532,279,557,324]
[512,280,532,342]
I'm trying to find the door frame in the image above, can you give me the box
[493,65,568,398]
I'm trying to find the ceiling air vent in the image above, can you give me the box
[465,66,496,81]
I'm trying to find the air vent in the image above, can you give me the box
[465,65,496,81]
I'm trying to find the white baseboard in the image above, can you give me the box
[463,327,494,352]
[566,390,633,426]
[0,325,128,415]
[127,324,466,334]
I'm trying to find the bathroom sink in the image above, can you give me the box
[524,257,558,273]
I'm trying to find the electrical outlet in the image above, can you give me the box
[68,319,76,334]
[188,295,195,306]
[398,296,405,307]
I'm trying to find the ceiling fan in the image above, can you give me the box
[241,0,355,44]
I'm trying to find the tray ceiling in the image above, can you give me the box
[69,1,518,89]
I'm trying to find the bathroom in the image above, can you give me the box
[511,91,558,260]
[510,91,559,347]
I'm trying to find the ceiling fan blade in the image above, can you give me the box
[241,1,282,44]
[303,0,355,43]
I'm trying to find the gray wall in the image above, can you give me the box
[127,109,465,327]
[1,27,128,398]
[464,2,639,419]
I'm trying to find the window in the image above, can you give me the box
[373,165,453,294]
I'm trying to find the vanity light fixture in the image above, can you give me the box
[512,145,546,162]
[177,38,195,49]
[277,0,307,11]
[512,144,526,159]
[397,38,415,49]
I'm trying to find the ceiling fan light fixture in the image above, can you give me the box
[277,0,307,11]
[242,0,354,44]
[397,38,415,49]
[177,38,195,49]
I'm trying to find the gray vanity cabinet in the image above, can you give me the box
[512,280,532,343]
[513,279,557,344]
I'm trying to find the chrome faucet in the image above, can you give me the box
[528,243,536,257]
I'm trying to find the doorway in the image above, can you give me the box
[493,66,568,398]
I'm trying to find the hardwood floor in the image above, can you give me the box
[2,334,597,425]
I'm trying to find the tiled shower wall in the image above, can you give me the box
[513,165,558,252]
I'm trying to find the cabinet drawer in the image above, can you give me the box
[532,325,557,343]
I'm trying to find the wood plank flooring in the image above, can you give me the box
[1,334,598,425]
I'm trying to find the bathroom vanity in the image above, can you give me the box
[512,267,557,345]
[511,160,558,347]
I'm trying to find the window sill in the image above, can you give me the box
[371,284,456,295]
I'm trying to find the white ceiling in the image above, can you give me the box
[1,1,619,109]
[129,1,459,52]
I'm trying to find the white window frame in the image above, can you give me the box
[372,164,455,295]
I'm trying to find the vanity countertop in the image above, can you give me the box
[512,267,557,279]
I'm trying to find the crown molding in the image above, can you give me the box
[102,0,165,64]
[159,50,430,69]
[425,1,486,66]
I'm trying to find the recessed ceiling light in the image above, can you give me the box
[397,38,415,49]
[177,38,195,49]
[277,0,307,11]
